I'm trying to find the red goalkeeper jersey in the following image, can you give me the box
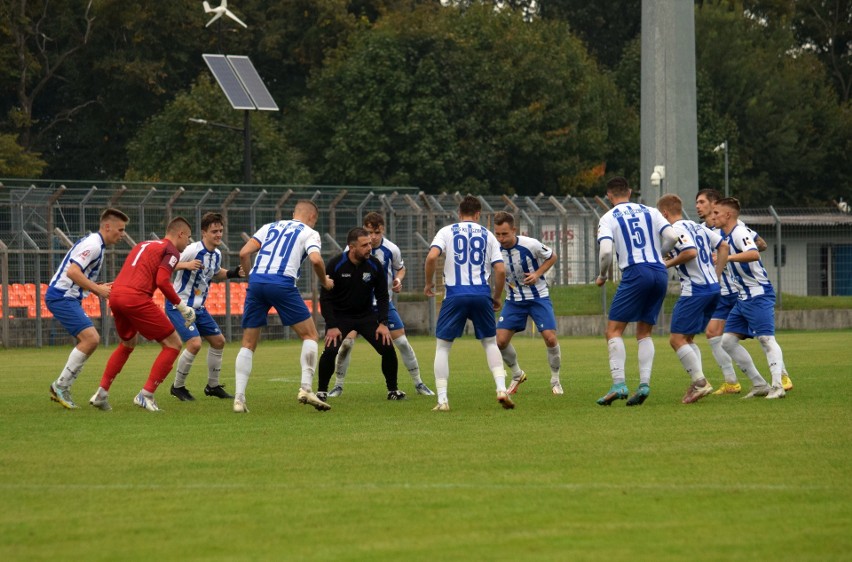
[112,239,180,299]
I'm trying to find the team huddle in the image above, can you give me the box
[44,180,791,414]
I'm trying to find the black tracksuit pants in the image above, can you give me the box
[317,316,398,392]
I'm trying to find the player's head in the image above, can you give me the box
[605,177,631,202]
[656,194,683,224]
[293,200,319,227]
[695,188,722,221]
[166,216,192,252]
[99,208,129,245]
[493,211,517,249]
[200,212,225,248]
[363,212,385,249]
[346,227,372,263]
[458,195,481,220]
[712,197,740,227]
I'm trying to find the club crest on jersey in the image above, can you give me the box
[362,272,372,283]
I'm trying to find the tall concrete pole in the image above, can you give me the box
[640,0,698,211]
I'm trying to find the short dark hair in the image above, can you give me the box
[715,197,741,212]
[363,212,385,229]
[696,188,722,202]
[493,211,515,227]
[101,208,129,223]
[167,216,192,234]
[295,200,319,216]
[606,177,630,197]
[347,227,369,246]
[458,195,481,217]
[201,212,224,231]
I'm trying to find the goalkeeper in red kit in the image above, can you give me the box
[88,217,197,412]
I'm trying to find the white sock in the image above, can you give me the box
[300,339,318,390]
[335,337,355,385]
[607,337,626,385]
[676,345,704,382]
[482,336,507,392]
[637,337,654,385]
[174,349,196,388]
[500,343,524,378]
[394,335,422,385]
[207,347,223,387]
[56,347,88,388]
[689,343,702,366]
[709,336,738,384]
[721,334,767,386]
[758,335,784,387]
[434,339,452,403]
[547,344,561,385]
[235,347,253,398]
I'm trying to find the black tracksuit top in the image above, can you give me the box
[320,252,389,329]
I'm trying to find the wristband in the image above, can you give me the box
[226,266,241,279]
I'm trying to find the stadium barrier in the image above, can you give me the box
[1,180,850,347]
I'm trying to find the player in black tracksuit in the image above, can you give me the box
[317,227,403,400]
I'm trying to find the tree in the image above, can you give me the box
[0,133,47,177]
[292,4,637,195]
[125,74,310,184]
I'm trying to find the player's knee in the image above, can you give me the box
[757,335,775,349]
[542,331,558,347]
[186,338,203,354]
[721,333,739,353]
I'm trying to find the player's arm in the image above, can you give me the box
[728,249,760,263]
[239,238,261,276]
[310,250,333,290]
[491,261,506,311]
[596,238,613,287]
[664,248,697,268]
[660,225,679,255]
[374,263,390,325]
[214,265,244,281]
[754,234,767,252]
[424,246,441,297]
[175,260,202,271]
[392,265,406,292]
[66,263,111,298]
[524,252,557,285]
[714,241,729,279]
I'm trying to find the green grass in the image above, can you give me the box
[1,332,850,561]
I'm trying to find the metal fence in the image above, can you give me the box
[2,180,851,347]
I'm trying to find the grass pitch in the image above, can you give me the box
[1,331,850,561]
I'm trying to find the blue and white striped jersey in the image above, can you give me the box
[46,232,105,300]
[431,221,503,297]
[724,224,774,299]
[172,241,222,309]
[671,219,723,296]
[597,203,671,271]
[249,220,321,285]
[371,237,404,299]
[501,236,552,301]
[705,219,761,297]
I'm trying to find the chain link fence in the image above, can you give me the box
[2,180,851,347]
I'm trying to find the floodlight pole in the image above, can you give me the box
[243,110,252,184]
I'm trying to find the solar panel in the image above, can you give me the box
[227,56,279,111]
[202,54,255,110]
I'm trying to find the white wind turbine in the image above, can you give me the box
[202,0,247,29]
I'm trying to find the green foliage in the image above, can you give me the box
[0,133,46,178]
[293,5,636,195]
[125,74,311,184]
[1,333,849,559]
[693,1,851,206]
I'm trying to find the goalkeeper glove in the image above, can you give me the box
[176,301,196,328]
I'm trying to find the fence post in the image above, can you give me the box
[166,187,186,225]
[415,232,435,336]
[769,205,783,310]
[194,189,214,239]
[21,231,42,348]
[0,239,8,348]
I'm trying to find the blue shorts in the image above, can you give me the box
[670,292,720,335]
[609,265,668,325]
[46,296,93,337]
[712,293,738,320]
[726,294,775,338]
[166,304,221,342]
[436,294,496,341]
[497,298,557,333]
[241,282,311,329]
[373,301,404,331]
